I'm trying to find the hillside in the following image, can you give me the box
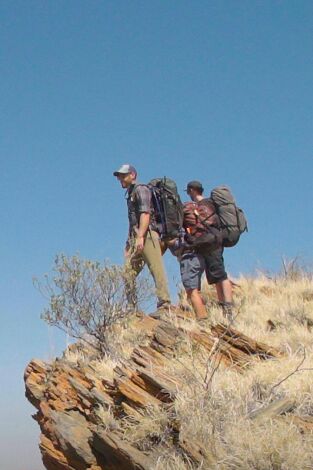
[24,272,313,469]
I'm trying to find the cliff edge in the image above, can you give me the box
[25,308,294,470]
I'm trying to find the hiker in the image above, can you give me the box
[169,183,222,321]
[169,233,208,321]
[113,164,172,312]
[185,180,234,319]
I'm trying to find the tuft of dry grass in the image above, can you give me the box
[94,405,120,432]
[105,315,153,360]
[122,405,170,448]
[152,451,193,470]
[63,348,87,364]
[92,353,120,382]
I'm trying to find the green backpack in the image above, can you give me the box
[210,186,248,247]
[148,177,184,240]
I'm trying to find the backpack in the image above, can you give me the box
[183,200,222,250]
[148,177,184,240]
[183,200,219,234]
[210,186,248,247]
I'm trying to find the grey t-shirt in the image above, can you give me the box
[127,184,157,235]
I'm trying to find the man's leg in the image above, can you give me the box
[186,289,207,320]
[215,279,233,304]
[125,244,145,310]
[142,230,171,308]
[203,247,228,288]
[180,252,207,320]
[203,247,234,318]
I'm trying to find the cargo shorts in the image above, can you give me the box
[180,252,205,291]
[201,247,228,284]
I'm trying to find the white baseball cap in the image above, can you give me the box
[113,164,137,176]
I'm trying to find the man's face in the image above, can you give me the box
[116,171,136,188]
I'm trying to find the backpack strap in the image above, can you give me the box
[194,208,216,226]
[149,185,167,235]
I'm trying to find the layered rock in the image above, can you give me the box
[24,314,285,470]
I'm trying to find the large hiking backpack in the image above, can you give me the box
[183,200,219,235]
[148,177,184,240]
[183,200,222,250]
[210,186,248,247]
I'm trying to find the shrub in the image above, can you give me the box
[35,254,152,355]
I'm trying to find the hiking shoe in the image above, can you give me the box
[197,316,211,327]
[150,303,178,320]
[219,302,235,322]
[150,302,171,319]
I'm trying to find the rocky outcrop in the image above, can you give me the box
[24,313,285,470]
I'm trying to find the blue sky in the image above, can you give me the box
[1,1,312,468]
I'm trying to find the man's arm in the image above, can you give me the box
[133,185,152,253]
[135,212,150,252]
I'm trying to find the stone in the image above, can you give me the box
[91,429,152,470]
[50,410,95,469]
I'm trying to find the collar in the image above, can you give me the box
[125,183,137,199]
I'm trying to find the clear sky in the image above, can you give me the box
[1,1,312,468]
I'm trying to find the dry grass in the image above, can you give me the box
[63,348,87,364]
[92,354,120,382]
[94,405,121,432]
[94,270,313,469]
[169,271,313,469]
[122,405,170,447]
[152,451,193,470]
[228,274,313,348]
[104,314,153,360]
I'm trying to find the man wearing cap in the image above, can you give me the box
[113,164,171,311]
[185,180,234,319]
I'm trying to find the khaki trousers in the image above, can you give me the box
[127,230,170,308]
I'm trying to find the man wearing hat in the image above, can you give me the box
[185,180,234,319]
[113,164,171,311]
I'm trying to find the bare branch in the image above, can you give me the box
[269,348,313,395]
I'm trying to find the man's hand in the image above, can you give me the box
[134,212,149,253]
[135,235,144,253]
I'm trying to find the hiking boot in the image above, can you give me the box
[197,316,210,328]
[219,302,235,322]
[150,302,177,320]
[150,301,170,319]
